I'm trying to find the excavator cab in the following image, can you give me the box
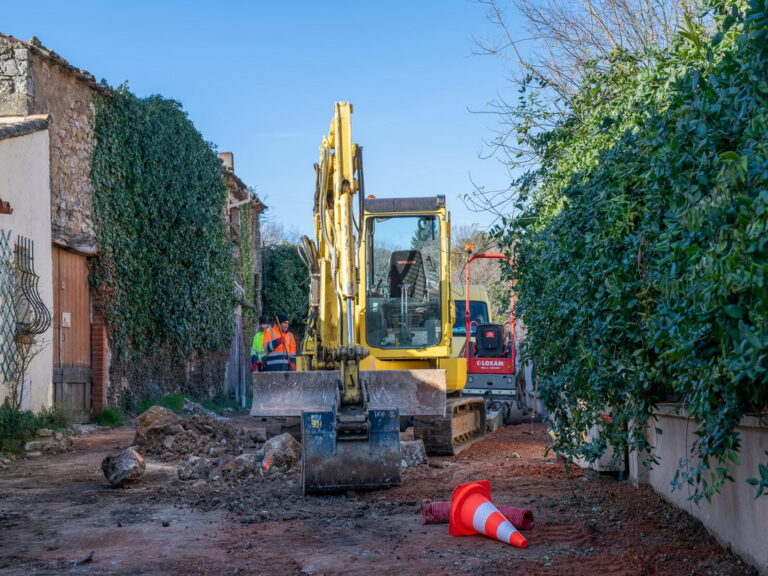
[364,211,443,351]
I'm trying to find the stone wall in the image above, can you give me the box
[0,37,31,114]
[0,34,102,254]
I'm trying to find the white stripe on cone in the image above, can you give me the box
[472,501,521,544]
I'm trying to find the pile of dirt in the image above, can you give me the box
[129,408,317,520]
[133,406,263,462]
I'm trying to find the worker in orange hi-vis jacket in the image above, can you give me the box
[261,313,297,372]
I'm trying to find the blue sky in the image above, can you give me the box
[2,1,517,236]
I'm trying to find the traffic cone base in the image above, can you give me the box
[449,480,529,549]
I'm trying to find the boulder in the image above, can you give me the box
[262,433,301,470]
[134,406,182,447]
[101,448,146,487]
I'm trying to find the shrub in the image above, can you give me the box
[37,405,74,431]
[0,401,74,454]
[95,406,125,428]
[0,401,38,453]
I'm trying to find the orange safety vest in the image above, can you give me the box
[262,327,297,371]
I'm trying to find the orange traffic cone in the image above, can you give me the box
[449,480,529,548]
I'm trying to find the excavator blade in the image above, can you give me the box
[301,409,401,494]
[250,369,446,417]
[251,371,339,416]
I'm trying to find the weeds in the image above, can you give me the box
[137,393,248,416]
[0,400,73,454]
[95,406,125,428]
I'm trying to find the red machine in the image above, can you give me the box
[462,245,525,427]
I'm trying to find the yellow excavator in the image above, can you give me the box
[251,102,485,494]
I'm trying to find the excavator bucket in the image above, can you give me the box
[301,408,401,493]
[251,371,340,416]
[251,369,446,494]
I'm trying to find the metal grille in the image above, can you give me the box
[0,229,17,382]
[14,236,51,336]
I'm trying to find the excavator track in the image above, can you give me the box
[413,396,486,456]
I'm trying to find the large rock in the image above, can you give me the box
[262,433,301,470]
[101,448,146,486]
[134,406,183,447]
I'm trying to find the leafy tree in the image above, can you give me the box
[261,244,309,338]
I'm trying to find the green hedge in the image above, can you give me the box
[497,0,767,500]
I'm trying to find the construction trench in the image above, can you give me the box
[0,406,756,576]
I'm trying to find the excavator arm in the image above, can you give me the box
[315,102,366,406]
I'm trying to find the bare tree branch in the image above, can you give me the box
[465,0,708,221]
[474,0,706,97]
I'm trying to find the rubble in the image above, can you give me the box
[177,452,264,483]
[129,406,430,524]
[400,439,427,467]
[101,448,146,486]
[262,433,301,470]
[133,406,261,462]
[180,400,217,417]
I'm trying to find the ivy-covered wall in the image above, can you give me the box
[90,86,235,404]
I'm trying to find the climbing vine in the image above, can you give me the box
[238,201,256,342]
[493,0,768,501]
[90,86,234,366]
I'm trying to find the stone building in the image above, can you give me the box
[0,33,264,416]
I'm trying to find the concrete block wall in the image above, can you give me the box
[629,406,768,575]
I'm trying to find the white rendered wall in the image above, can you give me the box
[0,125,54,411]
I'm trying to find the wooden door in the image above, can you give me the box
[52,246,91,418]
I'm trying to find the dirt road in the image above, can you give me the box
[0,415,756,575]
